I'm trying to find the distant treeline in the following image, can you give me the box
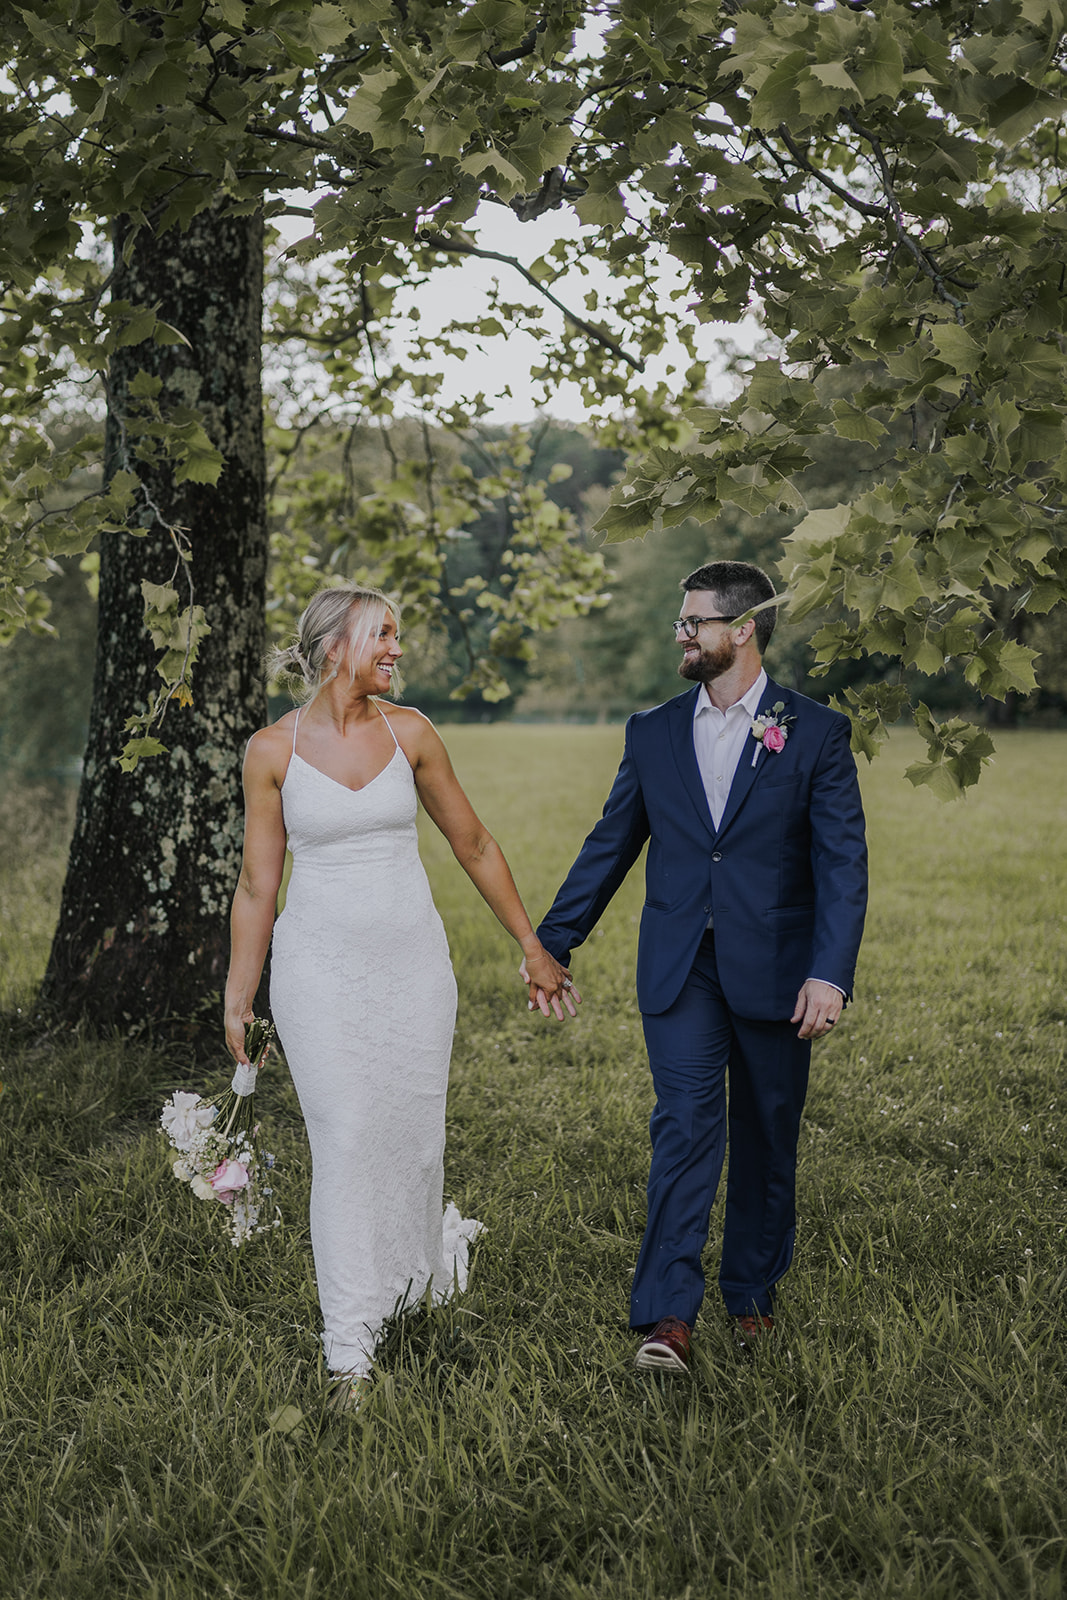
[3,413,1065,785]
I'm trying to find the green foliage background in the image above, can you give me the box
[5,0,1067,790]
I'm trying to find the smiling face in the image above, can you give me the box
[677,590,737,684]
[358,612,403,695]
[324,597,404,698]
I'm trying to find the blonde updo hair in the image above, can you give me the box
[270,583,403,702]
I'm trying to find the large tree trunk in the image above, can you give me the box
[41,207,268,1031]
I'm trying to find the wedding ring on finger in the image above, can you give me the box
[563,978,573,989]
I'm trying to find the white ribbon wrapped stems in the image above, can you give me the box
[231,1062,259,1098]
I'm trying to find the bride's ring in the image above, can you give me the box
[562,978,573,989]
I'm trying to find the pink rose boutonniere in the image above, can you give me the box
[750,702,796,766]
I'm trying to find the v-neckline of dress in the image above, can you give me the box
[287,744,402,796]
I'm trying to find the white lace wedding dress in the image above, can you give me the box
[270,706,482,1377]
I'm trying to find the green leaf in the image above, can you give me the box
[809,62,861,97]
[128,370,163,399]
[210,0,247,25]
[93,0,125,46]
[118,735,169,773]
[786,504,852,547]
[141,580,179,613]
[113,308,158,348]
[831,401,887,446]
[853,17,904,101]
[572,181,627,228]
[929,323,981,375]
[904,757,966,802]
[273,28,317,68]
[306,5,352,53]
[154,322,192,349]
[1014,409,1065,466]
[148,61,189,107]
[592,495,657,543]
[174,443,224,486]
[881,539,926,612]
[459,149,525,191]
[941,431,988,473]
[748,50,807,128]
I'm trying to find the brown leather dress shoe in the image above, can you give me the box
[731,1313,774,1353]
[635,1316,692,1374]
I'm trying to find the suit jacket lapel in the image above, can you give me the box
[716,679,791,842]
[667,686,717,840]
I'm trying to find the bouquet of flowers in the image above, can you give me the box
[160,1017,280,1247]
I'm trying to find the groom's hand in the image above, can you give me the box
[791,979,843,1040]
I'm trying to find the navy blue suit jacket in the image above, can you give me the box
[537,680,868,1020]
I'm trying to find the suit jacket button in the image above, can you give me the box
[711,851,722,862]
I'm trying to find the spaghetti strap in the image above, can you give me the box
[291,707,301,757]
[377,704,402,752]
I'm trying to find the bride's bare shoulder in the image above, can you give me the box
[376,702,441,758]
[245,714,297,779]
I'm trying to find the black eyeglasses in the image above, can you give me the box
[672,615,739,639]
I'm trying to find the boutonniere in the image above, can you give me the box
[750,702,796,766]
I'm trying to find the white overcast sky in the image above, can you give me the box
[269,9,767,424]
[272,198,763,425]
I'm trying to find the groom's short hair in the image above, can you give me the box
[681,561,778,655]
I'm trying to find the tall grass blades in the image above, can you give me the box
[0,729,1064,1599]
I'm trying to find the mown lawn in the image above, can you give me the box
[0,727,1064,1599]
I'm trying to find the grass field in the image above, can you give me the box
[0,727,1065,1599]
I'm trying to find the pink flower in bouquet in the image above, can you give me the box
[762,723,786,753]
[211,1158,251,1205]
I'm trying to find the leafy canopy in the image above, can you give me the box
[2,0,1067,790]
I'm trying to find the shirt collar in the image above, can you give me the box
[694,667,768,720]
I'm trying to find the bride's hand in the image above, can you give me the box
[224,999,254,1064]
[519,949,581,1020]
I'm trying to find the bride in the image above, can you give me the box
[224,583,577,1408]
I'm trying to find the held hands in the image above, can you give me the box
[791,979,843,1040]
[519,947,582,1021]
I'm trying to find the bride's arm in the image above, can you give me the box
[224,729,289,1062]
[400,712,580,1020]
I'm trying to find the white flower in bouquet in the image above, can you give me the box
[160,1090,216,1152]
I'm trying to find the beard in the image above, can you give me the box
[678,633,736,683]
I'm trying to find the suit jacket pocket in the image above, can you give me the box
[764,903,814,929]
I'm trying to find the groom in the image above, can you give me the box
[533,561,867,1371]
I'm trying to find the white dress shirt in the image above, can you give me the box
[691,670,843,998]
[692,668,768,830]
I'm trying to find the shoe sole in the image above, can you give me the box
[634,1343,689,1374]
[326,1378,372,1414]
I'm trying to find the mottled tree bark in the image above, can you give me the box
[42,208,268,1030]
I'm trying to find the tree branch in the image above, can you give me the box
[488,17,546,68]
[775,124,887,219]
[842,111,971,315]
[416,233,645,372]
[509,166,585,223]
